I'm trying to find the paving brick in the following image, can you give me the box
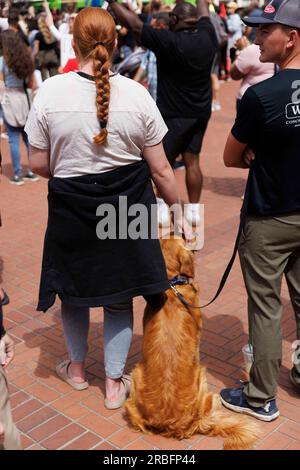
[25,382,61,403]
[10,391,30,409]
[78,412,119,438]
[108,428,141,448]
[124,439,157,450]
[191,436,223,450]
[41,423,86,450]
[21,434,35,450]
[92,441,118,450]
[17,406,58,433]
[62,432,101,450]
[12,398,43,423]
[142,434,189,450]
[278,421,300,441]
[28,415,71,442]
[257,431,293,450]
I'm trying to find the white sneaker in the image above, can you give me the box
[157,198,171,228]
[185,203,201,226]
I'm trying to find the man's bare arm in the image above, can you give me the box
[108,2,143,37]
[196,0,210,18]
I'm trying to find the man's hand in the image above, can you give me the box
[0,334,15,368]
[0,421,5,444]
[243,147,255,167]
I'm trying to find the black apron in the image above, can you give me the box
[38,160,169,311]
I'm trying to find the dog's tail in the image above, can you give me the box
[198,402,260,450]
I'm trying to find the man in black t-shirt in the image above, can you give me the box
[220,0,300,422]
[108,0,217,225]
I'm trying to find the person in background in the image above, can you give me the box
[7,7,29,46]
[133,12,170,101]
[231,35,274,111]
[226,1,242,64]
[108,0,217,227]
[34,13,59,81]
[0,30,38,185]
[244,1,262,43]
[221,0,300,422]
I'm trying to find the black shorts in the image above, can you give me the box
[162,116,209,166]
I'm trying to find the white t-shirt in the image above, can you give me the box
[25,72,168,178]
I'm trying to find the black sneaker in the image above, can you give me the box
[23,171,39,182]
[220,386,280,422]
[9,175,24,186]
[290,369,300,391]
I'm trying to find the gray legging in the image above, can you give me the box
[61,301,133,379]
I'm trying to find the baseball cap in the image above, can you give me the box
[243,0,300,28]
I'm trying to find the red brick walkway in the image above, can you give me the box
[1,80,299,450]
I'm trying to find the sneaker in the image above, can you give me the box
[9,175,24,186]
[157,198,171,228]
[220,387,280,422]
[185,203,201,226]
[290,369,300,391]
[23,171,39,182]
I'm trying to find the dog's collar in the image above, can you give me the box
[169,276,201,311]
[169,275,190,287]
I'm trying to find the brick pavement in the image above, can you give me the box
[0,80,299,450]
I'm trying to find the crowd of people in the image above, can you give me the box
[1,0,300,451]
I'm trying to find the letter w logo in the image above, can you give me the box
[292,104,300,115]
[286,102,300,119]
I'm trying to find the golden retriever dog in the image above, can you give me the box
[125,236,260,449]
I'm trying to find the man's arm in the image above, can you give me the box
[223,133,248,168]
[108,1,143,37]
[196,0,210,18]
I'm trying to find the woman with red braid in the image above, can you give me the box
[25,7,189,409]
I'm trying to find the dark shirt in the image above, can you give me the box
[35,32,57,51]
[141,17,217,119]
[232,69,300,216]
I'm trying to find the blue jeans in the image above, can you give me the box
[61,301,133,379]
[4,120,29,177]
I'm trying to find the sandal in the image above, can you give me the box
[104,374,131,410]
[56,360,89,391]
[0,289,9,306]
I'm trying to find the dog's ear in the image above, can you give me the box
[179,247,194,279]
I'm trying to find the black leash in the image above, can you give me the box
[169,177,250,309]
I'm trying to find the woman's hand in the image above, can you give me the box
[0,334,15,368]
[0,421,5,445]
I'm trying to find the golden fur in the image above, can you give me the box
[125,236,260,449]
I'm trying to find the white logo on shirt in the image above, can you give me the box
[285,80,300,125]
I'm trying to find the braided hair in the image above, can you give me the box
[73,7,116,145]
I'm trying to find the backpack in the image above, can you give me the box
[210,12,228,48]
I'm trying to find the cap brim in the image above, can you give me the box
[242,15,276,27]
